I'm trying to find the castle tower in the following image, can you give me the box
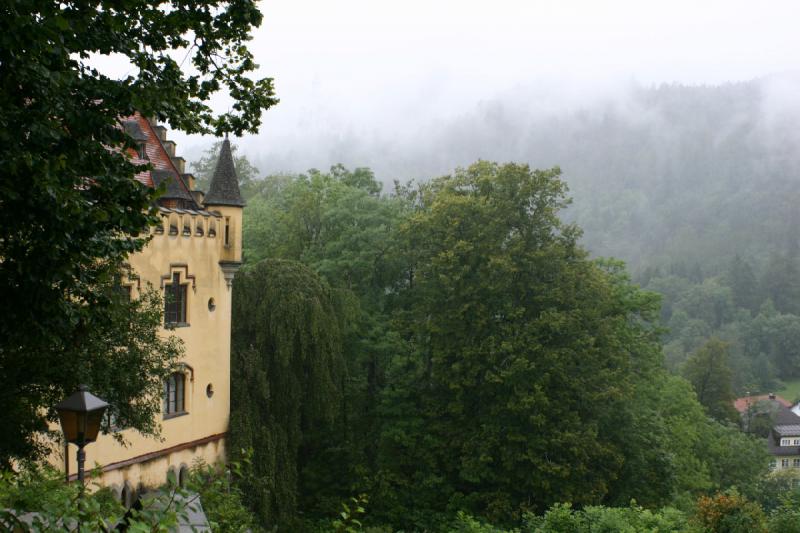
[203,136,245,281]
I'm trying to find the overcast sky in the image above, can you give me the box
[159,0,800,172]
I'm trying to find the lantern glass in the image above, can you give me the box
[55,387,109,446]
[83,408,105,443]
[57,409,80,444]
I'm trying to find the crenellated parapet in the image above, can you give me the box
[152,206,223,239]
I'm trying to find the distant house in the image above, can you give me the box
[768,405,800,472]
[734,393,800,472]
[734,393,791,434]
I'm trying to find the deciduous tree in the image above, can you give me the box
[376,162,665,526]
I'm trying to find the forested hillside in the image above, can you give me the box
[249,77,800,397]
[214,77,800,530]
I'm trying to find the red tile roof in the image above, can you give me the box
[733,394,792,414]
[122,113,195,207]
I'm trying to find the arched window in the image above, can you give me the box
[208,219,217,238]
[182,217,191,237]
[122,481,134,508]
[179,464,189,487]
[195,219,204,236]
[163,371,186,417]
[168,215,178,236]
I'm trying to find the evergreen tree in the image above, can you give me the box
[761,254,800,316]
[726,255,760,313]
[229,259,346,528]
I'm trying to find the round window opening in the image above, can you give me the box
[206,383,214,398]
[208,298,216,311]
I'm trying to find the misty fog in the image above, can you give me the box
[184,74,800,273]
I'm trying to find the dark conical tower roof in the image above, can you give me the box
[204,137,245,207]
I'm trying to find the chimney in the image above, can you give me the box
[153,125,167,141]
[182,172,195,190]
[163,140,176,157]
[172,156,185,173]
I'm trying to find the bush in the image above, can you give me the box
[186,455,261,532]
[0,458,260,532]
[693,491,767,533]
[521,502,690,533]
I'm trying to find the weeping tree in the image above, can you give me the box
[229,259,347,527]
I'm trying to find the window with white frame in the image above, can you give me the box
[782,458,790,468]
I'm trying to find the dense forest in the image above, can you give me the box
[243,77,800,397]
[559,79,800,395]
[209,159,768,531]
[197,78,800,530]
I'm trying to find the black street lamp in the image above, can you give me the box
[55,385,109,485]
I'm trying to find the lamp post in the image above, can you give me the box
[55,385,109,486]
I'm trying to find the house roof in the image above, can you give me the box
[157,206,221,218]
[733,394,792,413]
[768,405,800,456]
[121,113,200,210]
[775,405,800,425]
[775,424,800,437]
[122,120,148,142]
[152,169,194,203]
[203,137,245,207]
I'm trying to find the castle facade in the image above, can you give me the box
[60,114,243,504]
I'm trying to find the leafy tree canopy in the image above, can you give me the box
[0,0,277,462]
[232,162,768,530]
[374,162,667,525]
[682,338,740,423]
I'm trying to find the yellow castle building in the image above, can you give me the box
[57,114,244,505]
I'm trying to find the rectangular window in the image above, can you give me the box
[770,459,777,470]
[164,273,187,325]
[781,438,791,446]
[794,439,800,445]
[794,459,800,468]
[782,459,790,468]
[163,372,186,417]
[112,272,132,302]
